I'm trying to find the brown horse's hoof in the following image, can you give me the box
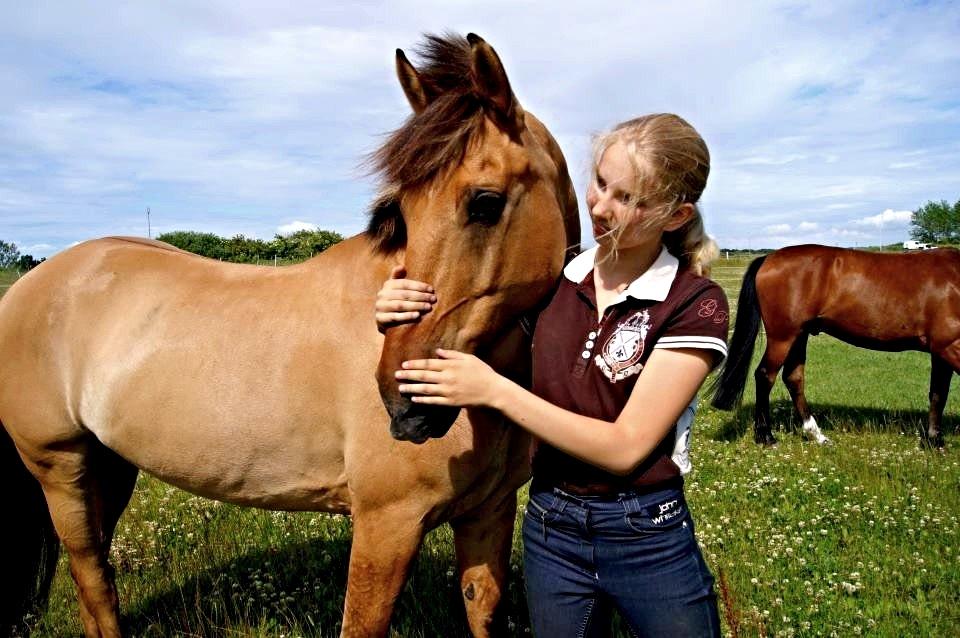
[754,432,778,447]
[919,436,945,451]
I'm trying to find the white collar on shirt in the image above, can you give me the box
[562,245,679,303]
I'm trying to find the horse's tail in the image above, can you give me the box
[711,256,767,410]
[0,423,60,636]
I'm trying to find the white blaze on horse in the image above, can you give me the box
[0,33,579,638]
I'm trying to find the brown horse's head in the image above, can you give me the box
[368,33,579,443]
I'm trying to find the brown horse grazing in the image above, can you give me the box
[0,34,579,638]
[712,244,960,448]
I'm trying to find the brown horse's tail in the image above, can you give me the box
[711,255,767,410]
[0,423,60,636]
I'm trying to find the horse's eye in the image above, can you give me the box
[467,190,505,225]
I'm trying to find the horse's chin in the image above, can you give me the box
[388,404,461,443]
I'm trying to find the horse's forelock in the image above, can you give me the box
[367,34,492,210]
[414,33,474,96]
[366,194,406,255]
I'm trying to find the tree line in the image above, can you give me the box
[156,229,344,263]
[0,240,44,270]
[0,229,343,273]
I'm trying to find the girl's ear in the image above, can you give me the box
[664,202,695,232]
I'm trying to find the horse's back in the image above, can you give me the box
[756,245,960,350]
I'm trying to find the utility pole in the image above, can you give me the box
[147,207,152,238]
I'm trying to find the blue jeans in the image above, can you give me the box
[522,481,720,637]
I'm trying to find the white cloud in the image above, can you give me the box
[851,209,913,227]
[798,222,819,231]
[277,220,319,234]
[889,161,921,169]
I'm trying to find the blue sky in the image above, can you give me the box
[1,1,958,258]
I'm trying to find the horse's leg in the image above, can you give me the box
[36,438,138,638]
[782,333,829,444]
[927,353,954,449]
[754,337,793,446]
[451,490,516,637]
[340,505,425,638]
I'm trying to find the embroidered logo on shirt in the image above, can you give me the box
[595,310,651,383]
[698,298,718,318]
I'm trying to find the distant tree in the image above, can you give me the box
[0,239,19,268]
[275,229,344,261]
[16,254,43,270]
[910,199,960,244]
[223,234,273,263]
[157,231,227,260]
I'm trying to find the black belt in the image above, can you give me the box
[544,475,684,497]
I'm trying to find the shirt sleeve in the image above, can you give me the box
[653,280,729,365]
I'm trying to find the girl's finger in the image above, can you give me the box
[384,279,435,294]
[398,383,443,395]
[435,348,468,359]
[393,290,435,302]
[395,369,442,383]
[377,311,420,324]
[401,358,447,371]
[377,299,432,312]
[410,395,450,405]
[389,265,406,279]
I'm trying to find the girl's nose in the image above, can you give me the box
[591,194,611,220]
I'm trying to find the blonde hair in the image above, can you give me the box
[591,113,716,276]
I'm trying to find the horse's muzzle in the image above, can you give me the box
[387,399,461,443]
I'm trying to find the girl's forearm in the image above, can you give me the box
[488,349,711,475]
[489,377,664,475]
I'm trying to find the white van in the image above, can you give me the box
[903,240,932,250]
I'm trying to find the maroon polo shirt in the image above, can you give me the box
[531,246,729,493]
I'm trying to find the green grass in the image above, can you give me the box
[0,268,20,290]
[7,258,960,637]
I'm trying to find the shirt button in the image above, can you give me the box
[581,350,590,359]
[588,331,597,339]
[585,340,595,349]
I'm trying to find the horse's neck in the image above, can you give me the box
[300,233,397,297]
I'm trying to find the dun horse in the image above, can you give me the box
[0,34,579,637]
[712,244,960,447]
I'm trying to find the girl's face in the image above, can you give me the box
[587,140,690,250]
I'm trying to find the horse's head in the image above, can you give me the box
[368,33,580,443]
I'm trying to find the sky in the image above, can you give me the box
[1,1,958,259]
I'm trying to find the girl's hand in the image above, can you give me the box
[396,349,504,408]
[375,266,436,333]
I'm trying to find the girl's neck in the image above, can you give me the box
[594,241,663,294]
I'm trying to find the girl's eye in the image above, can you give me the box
[596,176,606,190]
[619,193,633,205]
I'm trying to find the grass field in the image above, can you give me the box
[4,258,960,637]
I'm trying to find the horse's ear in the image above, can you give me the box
[396,48,431,114]
[467,33,525,134]
[366,196,407,254]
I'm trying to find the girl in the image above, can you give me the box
[377,114,727,637]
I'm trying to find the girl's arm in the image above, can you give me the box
[396,347,713,476]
